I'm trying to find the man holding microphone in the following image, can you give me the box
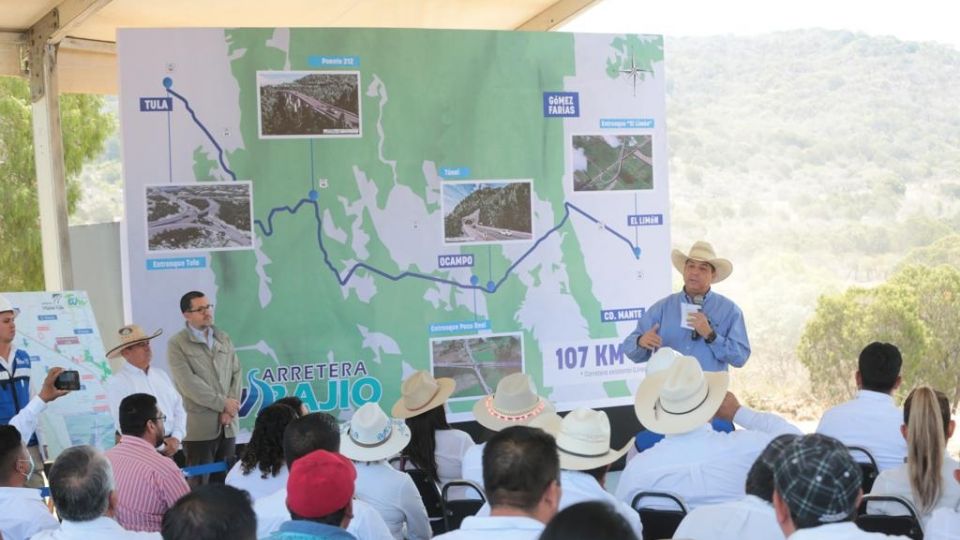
[622,241,750,372]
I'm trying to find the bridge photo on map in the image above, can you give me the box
[442,180,534,245]
[145,182,253,251]
[572,134,653,191]
[257,70,361,137]
[431,333,524,400]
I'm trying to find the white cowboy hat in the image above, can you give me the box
[106,324,163,359]
[391,371,456,419]
[634,355,729,435]
[647,347,681,375]
[0,295,18,315]
[473,372,555,432]
[670,241,733,283]
[340,402,411,462]
[541,408,631,471]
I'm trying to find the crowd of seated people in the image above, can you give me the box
[7,341,960,540]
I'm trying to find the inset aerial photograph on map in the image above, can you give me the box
[442,180,533,245]
[572,134,653,191]
[432,333,524,399]
[146,182,253,252]
[257,70,361,138]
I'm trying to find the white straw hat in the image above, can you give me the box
[634,355,729,435]
[473,372,555,431]
[670,241,733,283]
[391,371,456,419]
[340,402,411,462]
[544,408,631,471]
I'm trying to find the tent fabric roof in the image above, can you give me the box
[0,0,599,94]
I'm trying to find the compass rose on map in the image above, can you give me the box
[619,54,653,97]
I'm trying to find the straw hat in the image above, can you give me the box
[670,241,733,283]
[634,355,728,435]
[391,371,456,419]
[106,324,163,359]
[473,372,555,431]
[340,402,411,462]
[542,408,631,471]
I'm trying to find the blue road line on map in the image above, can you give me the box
[169,84,638,294]
[165,87,238,181]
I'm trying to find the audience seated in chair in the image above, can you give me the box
[772,433,907,539]
[616,353,801,510]
[0,425,59,540]
[674,433,798,540]
[32,445,161,539]
[340,402,431,540]
[253,412,393,540]
[104,393,190,532]
[263,449,358,540]
[816,342,907,471]
[161,484,255,540]
[459,373,555,494]
[868,386,960,525]
[392,371,475,499]
[225,403,298,500]
[434,425,561,539]
[539,501,639,540]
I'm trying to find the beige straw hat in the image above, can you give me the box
[473,372,555,431]
[634,355,729,435]
[106,324,163,359]
[391,371,456,419]
[670,241,733,283]
[542,408,631,471]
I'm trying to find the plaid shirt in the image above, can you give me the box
[105,435,190,532]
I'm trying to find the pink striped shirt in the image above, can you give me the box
[105,435,190,532]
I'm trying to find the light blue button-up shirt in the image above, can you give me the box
[622,289,751,372]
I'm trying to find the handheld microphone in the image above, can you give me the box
[691,294,704,340]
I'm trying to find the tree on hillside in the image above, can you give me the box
[798,264,960,407]
[0,76,114,291]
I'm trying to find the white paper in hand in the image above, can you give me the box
[680,302,701,330]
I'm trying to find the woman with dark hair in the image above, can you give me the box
[225,403,298,500]
[539,501,639,540]
[870,386,959,524]
[274,396,308,417]
[391,371,474,497]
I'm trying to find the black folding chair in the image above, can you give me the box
[847,446,880,494]
[441,480,486,532]
[631,491,688,540]
[856,494,923,540]
[403,468,447,536]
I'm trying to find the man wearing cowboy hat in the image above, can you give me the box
[105,325,186,459]
[622,240,750,372]
[616,355,800,510]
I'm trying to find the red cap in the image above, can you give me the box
[286,450,356,518]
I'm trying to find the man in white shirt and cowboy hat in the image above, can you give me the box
[105,325,186,459]
[461,372,556,492]
[616,354,801,510]
[622,240,750,372]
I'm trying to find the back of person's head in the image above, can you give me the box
[903,386,952,514]
[286,449,356,528]
[49,445,114,522]
[483,425,560,512]
[282,412,340,468]
[275,396,306,417]
[179,291,205,313]
[118,393,158,437]
[538,501,638,540]
[161,484,256,540]
[241,403,298,477]
[745,433,799,502]
[858,342,902,393]
[402,405,450,481]
[774,434,862,531]
[0,425,23,484]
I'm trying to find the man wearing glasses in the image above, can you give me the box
[104,393,190,532]
[168,291,241,486]
[105,324,186,463]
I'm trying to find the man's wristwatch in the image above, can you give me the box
[705,331,717,344]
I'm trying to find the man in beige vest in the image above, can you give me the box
[167,291,241,485]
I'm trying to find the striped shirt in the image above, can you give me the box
[104,435,190,532]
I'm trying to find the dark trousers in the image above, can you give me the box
[183,433,235,487]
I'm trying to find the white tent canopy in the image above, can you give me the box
[0,0,599,290]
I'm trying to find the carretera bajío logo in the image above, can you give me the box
[239,361,383,418]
